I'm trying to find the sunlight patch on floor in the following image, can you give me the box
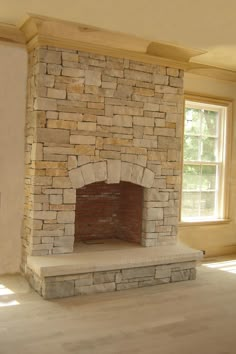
[203,260,236,274]
[0,284,20,307]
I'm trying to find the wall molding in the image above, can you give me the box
[0,23,25,45]
[0,14,235,82]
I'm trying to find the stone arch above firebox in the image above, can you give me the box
[69,160,155,189]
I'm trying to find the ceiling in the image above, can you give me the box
[1,0,236,71]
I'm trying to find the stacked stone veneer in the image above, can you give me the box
[23,46,183,265]
[27,260,196,299]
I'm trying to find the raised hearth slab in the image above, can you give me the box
[26,242,203,299]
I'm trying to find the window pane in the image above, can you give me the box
[201,165,216,191]
[202,110,218,137]
[200,192,216,217]
[183,165,201,190]
[185,108,201,135]
[184,136,200,161]
[182,192,200,218]
[201,137,217,161]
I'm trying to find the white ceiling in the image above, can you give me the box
[1,0,236,71]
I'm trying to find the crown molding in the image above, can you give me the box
[0,23,25,45]
[18,14,236,82]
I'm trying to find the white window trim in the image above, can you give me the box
[180,93,232,225]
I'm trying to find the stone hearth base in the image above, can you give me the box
[25,242,202,299]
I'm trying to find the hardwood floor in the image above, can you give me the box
[0,256,236,354]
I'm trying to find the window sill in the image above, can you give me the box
[178,219,231,227]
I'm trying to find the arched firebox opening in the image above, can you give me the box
[75,181,143,245]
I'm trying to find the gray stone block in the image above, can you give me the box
[122,266,155,280]
[43,281,75,299]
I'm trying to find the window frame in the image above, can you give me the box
[179,93,232,225]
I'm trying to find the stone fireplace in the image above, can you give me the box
[21,15,202,299]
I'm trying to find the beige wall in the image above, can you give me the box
[179,73,236,257]
[0,44,236,274]
[0,43,27,274]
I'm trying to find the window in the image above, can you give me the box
[181,96,231,222]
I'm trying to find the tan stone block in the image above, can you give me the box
[31,143,43,161]
[70,135,96,145]
[148,151,167,161]
[120,162,133,182]
[42,188,63,195]
[68,156,77,170]
[33,211,57,220]
[46,169,68,177]
[113,106,143,116]
[133,138,157,148]
[53,177,72,188]
[153,74,169,85]
[166,176,180,185]
[113,115,132,127]
[170,77,183,88]
[64,224,75,235]
[144,207,163,220]
[64,189,76,204]
[47,64,62,75]
[57,211,75,224]
[32,176,52,186]
[85,70,101,86]
[134,87,154,96]
[62,67,84,77]
[77,156,91,166]
[47,88,66,99]
[50,195,63,204]
[107,160,121,184]
[167,68,179,77]
[36,74,55,88]
[50,204,75,211]
[36,128,69,144]
[39,49,61,64]
[131,164,144,185]
[46,111,58,119]
[34,98,57,111]
[133,116,154,127]
[141,168,155,188]
[74,145,95,155]
[33,161,67,169]
[62,52,78,62]
[67,84,84,94]
[69,168,85,188]
[93,161,107,182]
[97,116,112,126]
[102,81,117,89]
[143,102,159,112]
[154,128,175,137]
[59,112,83,121]
[100,151,120,159]
[124,69,152,82]
[81,163,96,185]
[168,149,177,162]
[47,119,77,130]
[77,122,97,131]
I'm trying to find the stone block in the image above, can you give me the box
[144,208,163,220]
[64,224,75,235]
[34,98,57,111]
[81,164,96,185]
[62,67,84,77]
[143,102,159,112]
[121,162,133,182]
[171,269,192,282]
[31,143,43,161]
[85,70,101,86]
[50,195,63,204]
[153,74,169,85]
[77,122,97,131]
[36,128,69,144]
[57,211,75,224]
[94,271,117,284]
[155,266,171,279]
[69,168,85,188]
[47,64,62,76]
[124,69,152,82]
[70,135,96,145]
[75,282,115,295]
[113,115,132,127]
[64,189,76,204]
[39,49,61,64]
[133,116,154,127]
[169,77,183,88]
[131,164,144,185]
[43,281,74,299]
[47,88,66,99]
[53,177,72,189]
[75,274,93,287]
[93,161,107,182]
[107,160,121,183]
[122,266,155,279]
[33,211,57,220]
[97,116,112,126]
[141,168,155,188]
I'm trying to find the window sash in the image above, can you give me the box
[182,99,227,222]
